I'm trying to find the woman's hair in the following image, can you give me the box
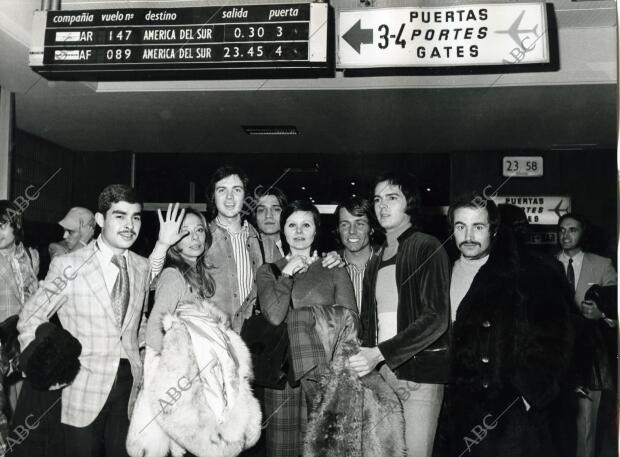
[280,200,321,255]
[164,207,215,299]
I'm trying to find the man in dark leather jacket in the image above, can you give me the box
[349,172,450,457]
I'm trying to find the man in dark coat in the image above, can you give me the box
[433,191,572,457]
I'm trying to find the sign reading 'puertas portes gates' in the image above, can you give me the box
[29,2,328,80]
[338,3,549,68]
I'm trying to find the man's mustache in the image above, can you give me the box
[459,241,481,248]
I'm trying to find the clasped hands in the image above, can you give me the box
[282,251,344,277]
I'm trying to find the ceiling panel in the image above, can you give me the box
[15,84,617,154]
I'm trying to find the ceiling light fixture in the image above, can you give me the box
[242,125,299,136]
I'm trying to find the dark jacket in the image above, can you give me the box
[360,227,451,384]
[571,284,617,390]
[433,228,572,457]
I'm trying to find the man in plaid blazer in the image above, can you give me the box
[17,185,165,457]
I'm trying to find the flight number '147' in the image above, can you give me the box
[108,30,132,41]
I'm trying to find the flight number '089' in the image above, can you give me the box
[105,48,132,60]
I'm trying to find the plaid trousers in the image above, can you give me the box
[264,383,307,457]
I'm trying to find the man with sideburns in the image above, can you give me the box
[351,172,450,457]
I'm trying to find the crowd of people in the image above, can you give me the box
[0,165,616,457]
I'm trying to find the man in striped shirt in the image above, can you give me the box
[204,166,264,332]
[336,197,379,312]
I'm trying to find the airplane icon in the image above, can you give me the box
[495,10,540,52]
[548,199,570,219]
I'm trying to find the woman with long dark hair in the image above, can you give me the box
[256,199,358,457]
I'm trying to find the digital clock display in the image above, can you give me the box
[502,156,544,178]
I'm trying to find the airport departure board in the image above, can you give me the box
[29,2,329,80]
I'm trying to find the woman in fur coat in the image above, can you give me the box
[127,207,261,457]
[433,220,572,457]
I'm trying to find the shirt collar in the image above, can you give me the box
[459,253,490,267]
[344,247,374,270]
[216,216,249,236]
[95,235,128,263]
[559,250,584,264]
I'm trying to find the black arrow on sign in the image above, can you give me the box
[342,19,373,54]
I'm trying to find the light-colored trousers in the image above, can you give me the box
[380,365,444,457]
[576,389,602,457]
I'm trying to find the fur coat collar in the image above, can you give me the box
[127,301,261,457]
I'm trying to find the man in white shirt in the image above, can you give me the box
[557,213,617,457]
[18,185,150,457]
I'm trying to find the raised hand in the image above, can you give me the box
[156,203,188,247]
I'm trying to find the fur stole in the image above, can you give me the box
[304,341,406,457]
[127,302,261,457]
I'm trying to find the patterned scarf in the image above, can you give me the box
[6,243,38,304]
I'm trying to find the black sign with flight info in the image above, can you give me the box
[29,3,329,80]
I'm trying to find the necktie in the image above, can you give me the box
[567,258,575,293]
[111,255,129,326]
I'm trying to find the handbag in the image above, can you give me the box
[240,264,289,389]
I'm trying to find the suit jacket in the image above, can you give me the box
[17,241,150,427]
[559,252,617,390]
[572,252,617,305]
